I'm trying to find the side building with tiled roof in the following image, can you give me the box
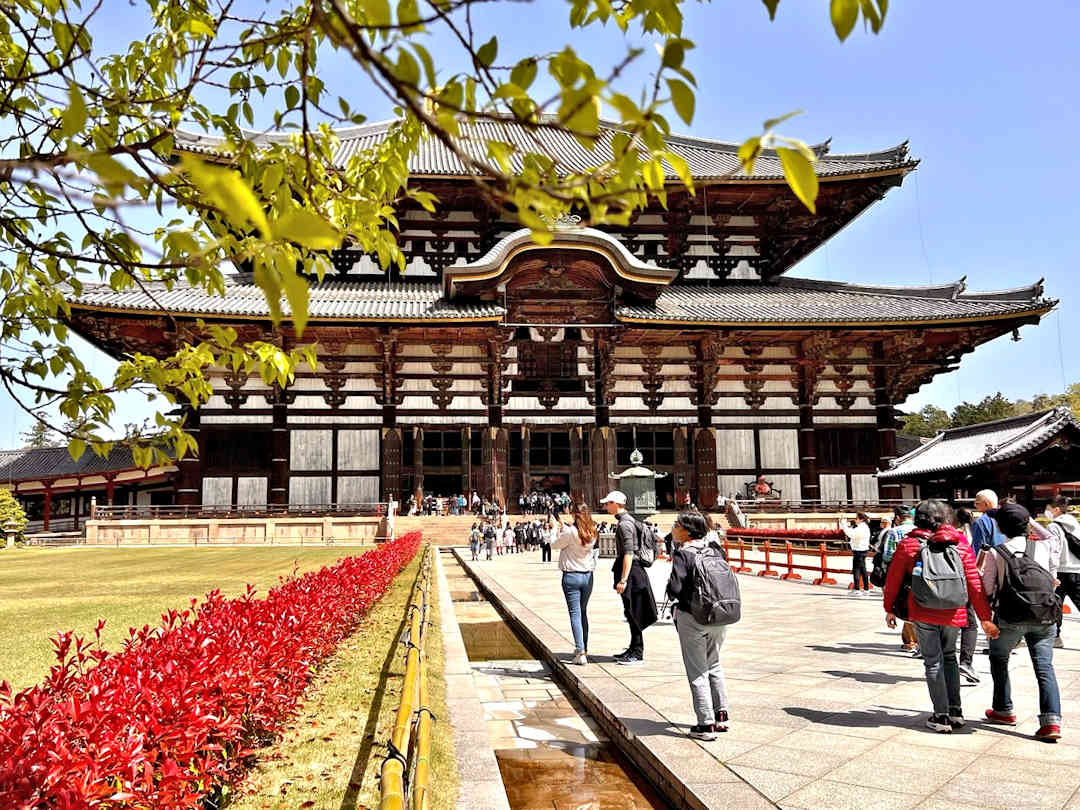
[55,119,1055,515]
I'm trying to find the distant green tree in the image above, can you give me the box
[949,393,1017,428]
[0,490,29,541]
[900,404,951,438]
[18,421,59,450]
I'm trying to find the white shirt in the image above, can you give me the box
[552,525,598,572]
[843,522,871,552]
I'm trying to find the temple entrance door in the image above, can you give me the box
[423,473,463,499]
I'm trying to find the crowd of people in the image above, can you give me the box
[518,490,572,515]
[404,491,500,517]
[455,486,1074,744]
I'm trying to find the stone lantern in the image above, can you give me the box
[3,517,19,549]
[610,449,666,519]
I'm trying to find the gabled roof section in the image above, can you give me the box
[0,445,154,483]
[443,226,678,297]
[878,407,1080,481]
[174,116,917,182]
[616,276,1055,326]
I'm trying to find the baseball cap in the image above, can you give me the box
[600,491,627,505]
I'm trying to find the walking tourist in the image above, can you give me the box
[842,512,871,594]
[971,489,1006,558]
[602,490,658,666]
[882,499,996,733]
[1046,496,1080,648]
[666,511,738,741]
[553,503,599,666]
[483,521,495,560]
[503,524,516,555]
[878,505,918,652]
[981,502,1063,740]
[469,522,481,561]
[540,515,555,563]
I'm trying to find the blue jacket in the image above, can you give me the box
[970,513,1005,554]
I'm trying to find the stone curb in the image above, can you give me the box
[433,548,513,810]
[452,548,779,810]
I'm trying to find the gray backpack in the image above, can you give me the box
[911,542,968,610]
[689,541,742,626]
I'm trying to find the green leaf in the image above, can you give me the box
[273,207,342,250]
[776,146,818,214]
[859,0,883,32]
[180,155,270,237]
[761,0,780,20]
[68,437,86,462]
[737,136,762,174]
[285,85,300,109]
[762,109,803,132]
[59,83,87,139]
[511,58,538,91]
[477,36,498,68]
[666,78,694,126]
[830,0,859,40]
[183,18,216,37]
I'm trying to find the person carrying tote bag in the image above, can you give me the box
[551,503,599,666]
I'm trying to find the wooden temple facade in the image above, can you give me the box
[58,120,1055,512]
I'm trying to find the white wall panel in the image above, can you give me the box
[202,477,232,506]
[236,477,267,505]
[338,430,379,469]
[338,475,380,503]
[291,430,332,471]
[760,429,799,469]
[851,474,879,501]
[289,476,331,505]
[716,430,755,470]
[769,475,802,499]
[718,475,750,500]
[820,474,847,502]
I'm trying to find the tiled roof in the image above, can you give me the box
[67,275,1052,326]
[615,277,1053,324]
[0,446,148,483]
[174,117,917,182]
[71,279,505,321]
[878,408,1080,481]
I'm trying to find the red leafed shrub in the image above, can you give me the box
[0,531,422,810]
[726,527,845,541]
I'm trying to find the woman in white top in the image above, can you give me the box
[551,503,599,665]
[842,512,872,593]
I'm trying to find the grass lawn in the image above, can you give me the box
[0,546,363,690]
[229,549,458,810]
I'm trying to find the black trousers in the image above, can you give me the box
[851,550,869,590]
[541,543,551,562]
[1057,572,1080,636]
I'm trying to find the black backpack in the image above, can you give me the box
[1055,518,1080,561]
[996,540,1060,625]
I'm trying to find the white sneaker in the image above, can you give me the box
[574,652,588,666]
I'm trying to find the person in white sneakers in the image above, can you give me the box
[842,513,872,594]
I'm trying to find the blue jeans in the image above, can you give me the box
[561,571,594,653]
[989,622,1061,726]
[914,622,961,716]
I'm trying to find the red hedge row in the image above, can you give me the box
[726,527,845,541]
[0,531,422,810]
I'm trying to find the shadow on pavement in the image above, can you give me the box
[822,669,925,685]
[783,705,922,731]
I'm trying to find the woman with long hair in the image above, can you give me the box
[551,502,599,665]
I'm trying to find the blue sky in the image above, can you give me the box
[3,0,1078,447]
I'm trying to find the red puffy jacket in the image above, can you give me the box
[882,525,991,627]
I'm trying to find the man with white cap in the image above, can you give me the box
[602,490,658,665]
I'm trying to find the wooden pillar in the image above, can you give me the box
[797,364,820,504]
[72,483,80,532]
[694,428,718,509]
[43,486,52,532]
[462,426,472,500]
[105,475,116,506]
[413,426,424,502]
[482,427,508,508]
[269,386,290,506]
[487,336,504,429]
[592,334,613,428]
[381,427,402,503]
[176,405,203,506]
[589,427,616,506]
[570,426,585,505]
[873,341,902,500]
[521,424,531,502]
[673,426,690,506]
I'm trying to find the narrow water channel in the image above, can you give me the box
[441,550,670,810]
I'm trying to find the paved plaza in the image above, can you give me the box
[456,549,1080,809]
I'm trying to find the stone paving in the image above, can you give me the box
[456,548,1080,810]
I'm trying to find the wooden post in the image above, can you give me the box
[797,363,820,505]
[462,426,471,502]
[521,423,531,506]
[43,486,52,532]
[105,475,115,506]
[176,405,203,506]
[381,427,403,504]
[269,386,290,506]
[413,426,424,502]
[673,426,690,506]
[694,427,717,509]
[873,341,902,501]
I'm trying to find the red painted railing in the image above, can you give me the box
[721,536,869,590]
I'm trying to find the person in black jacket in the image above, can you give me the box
[602,490,657,666]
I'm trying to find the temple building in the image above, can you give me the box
[40,119,1054,517]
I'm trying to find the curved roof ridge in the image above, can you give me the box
[938,407,1062,439]
[777,276,968,300]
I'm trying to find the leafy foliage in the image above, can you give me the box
[900,384,1080,437]
[0,490,28,539]
[0,0,889,464]
[18,422,59,450]
[0,530,422,808]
